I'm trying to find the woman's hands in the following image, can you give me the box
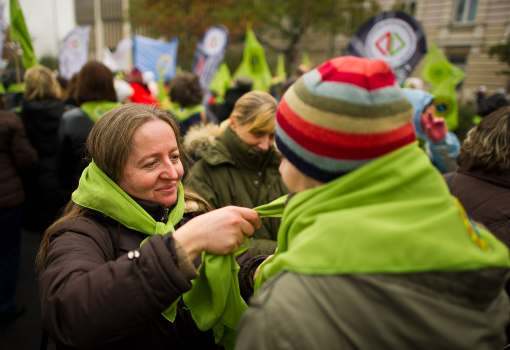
[172,206,261,261]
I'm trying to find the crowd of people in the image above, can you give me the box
[1,55,510,349]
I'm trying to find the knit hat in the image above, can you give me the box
[275,56,415,183]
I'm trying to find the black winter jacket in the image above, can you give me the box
[55,107,93,195]
[18,99,68,231]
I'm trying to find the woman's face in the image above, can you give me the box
[117,119,184,207]
[230,118,275,153]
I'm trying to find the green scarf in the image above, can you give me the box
[181,200,283,350]
[72,160,255,347]
[255,143,510,290]
[168,102,205,122]
[72,161,186,320]
[81,101,121,123]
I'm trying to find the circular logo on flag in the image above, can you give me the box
[365,18,417,68]
[67,35,83,51]
[248,48,263,74]
[93,105,105,119]
[157,54,174,75]
[203,28,227,56]
[434,96,454,118]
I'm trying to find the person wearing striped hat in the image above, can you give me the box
[235,56,510,350]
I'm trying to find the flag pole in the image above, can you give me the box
[14,43,21,89]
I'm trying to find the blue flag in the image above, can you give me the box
[133,35,178,81]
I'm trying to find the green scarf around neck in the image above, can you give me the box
[168,102,205,122]
[255,143,510,290]
[72,161,185,235]
[81,101,121,123]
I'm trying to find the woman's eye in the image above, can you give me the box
[170,154,180,161]
[144,160,157,168]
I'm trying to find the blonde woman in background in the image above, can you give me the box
[187,91,288,255]
[16,65,70,232]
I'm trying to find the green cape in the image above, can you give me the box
[168,102,205,123]
[255,143,510,290]
[81,101,121,123]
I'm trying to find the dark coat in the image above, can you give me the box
[55,107,93,194]
[445,167,510,247]
[18,99,68,231]
[0,110,38,208]
[187,126,288,255]
[213,87,251,123]
[39,197,220,350]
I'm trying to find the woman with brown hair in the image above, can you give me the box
[17,65,69,232]
[168,72,207,136]
[38,103,260,349]
[445,106,510,247]
[55,61,120,194]
[187,91,288,255]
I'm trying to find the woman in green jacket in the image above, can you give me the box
[187,91,288,255]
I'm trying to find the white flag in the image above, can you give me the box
[59,26,91,79]
[103,38,132,73]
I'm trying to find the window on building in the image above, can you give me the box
[393,1,417,16]
[455,0,478,23]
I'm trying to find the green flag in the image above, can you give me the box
[10,0,38,69]
[276,53,286,81]
[420,44,465,131]
[301,51,310,66]
[209,62,231,104]
[233,24,272,92]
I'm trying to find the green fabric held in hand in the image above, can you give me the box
[181,196,287,349]
[255,142,510,291]
[81,101,122,123]
[253,195,287,218]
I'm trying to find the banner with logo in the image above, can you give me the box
[193,25,230,92]
[344,11,427,86]
[59,26,91,80]
[103,38,133,73]
[420,44,465,130]
[233,24,272,92]
[133,35,178,81]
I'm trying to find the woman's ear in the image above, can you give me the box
[230,116,236,131]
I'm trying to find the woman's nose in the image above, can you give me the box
[160,160,178,180]
[258,136,270,151]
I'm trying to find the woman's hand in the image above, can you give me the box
[173,206,261,261]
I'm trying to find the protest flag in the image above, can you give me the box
[276,53,286,81]
[301,52,309,67]
[420,44,465,130]
[157,63,170,109]
[344,11,427,86]
[10,0,38,69]
[59,26,91,80]
[133,35,178,81]
[233,24,272,92]
[209,62,231,104]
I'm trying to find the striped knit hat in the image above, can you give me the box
[275,56,415,183]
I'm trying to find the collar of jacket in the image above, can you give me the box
[457,164,510,190]
[130,196,178,223]
[198,125,276,171]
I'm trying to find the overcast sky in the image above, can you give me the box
[2,0,76,58]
